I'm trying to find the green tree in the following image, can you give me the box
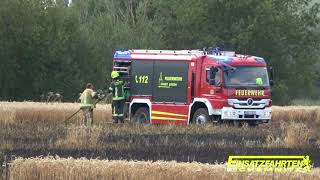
[0,0,319,104]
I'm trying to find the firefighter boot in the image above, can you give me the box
[119,117,124,124]
[112,117,119,124]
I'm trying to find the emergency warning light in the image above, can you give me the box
[206,47,235,62]
[213,51,235,57]
[208,55,233,62]
[114,50,131,58]
[255,57,265,62]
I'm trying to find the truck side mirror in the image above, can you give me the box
[209,79,215,85]
[209,66,218,79]
[209,66,221,86]
[268,67,274,86]
[209,67,215,79]
[270,79,274,86]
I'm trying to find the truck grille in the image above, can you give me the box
[228,99,270,109]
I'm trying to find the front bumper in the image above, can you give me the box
[221,107,271,121]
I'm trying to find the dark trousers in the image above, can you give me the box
[112,99,124,123]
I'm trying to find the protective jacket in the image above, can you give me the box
[109,79,125,100]
[79,88,96,108]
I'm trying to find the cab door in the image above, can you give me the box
[201,65,223,108]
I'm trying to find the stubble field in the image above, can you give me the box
[0,102,320,179]
[6,157,320,180]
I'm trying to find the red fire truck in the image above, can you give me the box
[113,49,272,126]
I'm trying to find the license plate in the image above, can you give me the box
[244,111,256,115]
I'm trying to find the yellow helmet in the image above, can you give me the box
[111,71,120,79]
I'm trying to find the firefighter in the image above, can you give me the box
[79,83,97,127]
[256,77,263,85]
[255,71,264,85]
[109,71,125,123]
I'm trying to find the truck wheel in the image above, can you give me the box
[232,121,243,127]
[248,121,258,127]
[133,107,150,124]
[192,108,209,124]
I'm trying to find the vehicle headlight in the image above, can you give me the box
[228,99,234,106]
[264,100,272,107]
[264,111,271,117]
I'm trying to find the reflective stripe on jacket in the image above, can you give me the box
[110,80,124,100]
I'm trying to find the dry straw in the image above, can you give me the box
[0,102,319,151]
[8,157,320,180]
[0,101,112,126]
[1,102,320,126]
[1,102,320,179]
[272,106,320,125]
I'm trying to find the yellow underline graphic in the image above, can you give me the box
[152,111,188,117]
[152,116,187,121]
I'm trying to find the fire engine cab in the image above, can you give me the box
[113,49,272,126]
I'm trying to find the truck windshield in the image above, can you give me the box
[224,66,269,87]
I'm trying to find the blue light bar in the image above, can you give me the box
[114,50,131,58]
[255,57,265,62]
[208,55,232,62]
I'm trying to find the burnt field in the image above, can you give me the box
[1,122,320,167]
[0,102,320,174]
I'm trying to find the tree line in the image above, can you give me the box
[0,0,319,104]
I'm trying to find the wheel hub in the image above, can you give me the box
[137,114,147,123]
[196,115,207,124]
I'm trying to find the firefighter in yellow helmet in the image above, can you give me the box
[79,83,98,126]
[108,71,125,123]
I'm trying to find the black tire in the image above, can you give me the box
[119,117,124,124]
[133,107,150,124]
[192,108,209,124]
[232,121,244,127]
[248,121,258,127]
[113,118,119,124]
